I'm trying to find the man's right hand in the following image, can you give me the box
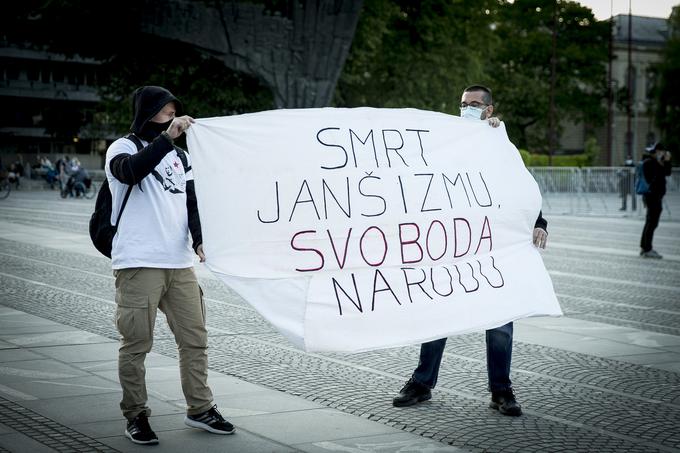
[166,115,195,140]
[487,117,500,128]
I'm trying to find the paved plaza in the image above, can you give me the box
[0,190,679,453]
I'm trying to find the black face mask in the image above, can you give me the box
[139,119,173,141]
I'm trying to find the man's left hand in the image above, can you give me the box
[197,244,206,262]
[487,117,500,128]
[533,228,548,249]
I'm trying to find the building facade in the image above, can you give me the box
[0,44,108,171]
[561,14,668,165]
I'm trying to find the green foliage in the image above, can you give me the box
[491,0,609,152]
[652,7,680,158]
[519,136,597,166]
[334,0,502,113]
[336,0,609,156]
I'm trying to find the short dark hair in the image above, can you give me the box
[463,85,493,105]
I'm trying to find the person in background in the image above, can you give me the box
[639,142,672,259]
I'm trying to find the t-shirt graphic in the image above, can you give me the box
[151,157,186,194]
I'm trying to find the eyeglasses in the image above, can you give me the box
[460,102,488,108]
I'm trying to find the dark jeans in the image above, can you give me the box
[412,322,513,393]
[640,195,663,252]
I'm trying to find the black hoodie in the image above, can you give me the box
[130,86,183,139]
[641,153,672,197]
[109,86,202,251]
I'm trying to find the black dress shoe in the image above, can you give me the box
[393,378,432,407]
[489,389,522,416]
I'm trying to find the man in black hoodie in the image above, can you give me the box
[639,142,672,258]
[105,86,234,445]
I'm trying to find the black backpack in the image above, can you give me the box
[89,134,142,258]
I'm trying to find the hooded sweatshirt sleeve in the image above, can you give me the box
[108,133,174,185]
[186,180,203,251]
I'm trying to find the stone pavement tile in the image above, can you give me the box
[93,365,183,384]
[0,307,17,316]
[520,316,680,347]
[517,315,638,336]
[0,330,110,348]
[648,362,680,373]
[660,345,680,354]
[73,412,189,438]
[1,375,119,400]
[99,426,296,453]
[210,389,325,414]
[0,423,12,435]
[0,311,77,336]
[69,352,178,374]
[296,432,466,453]
[0,359,88,384]
[30,342,119,363]
[611,352,680,366]
[589,330,680,348]
[0,348,43,363]
[514,325,663,357]
[0,383,39,402]
[0,431,56,453]
[148,373,269,403]
[20,392,184,425]
[231,408,399,445]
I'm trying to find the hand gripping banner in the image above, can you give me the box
[186,107,562,352]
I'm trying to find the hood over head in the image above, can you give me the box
[129,86,183,139]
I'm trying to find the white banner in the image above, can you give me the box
[187,107,562,352]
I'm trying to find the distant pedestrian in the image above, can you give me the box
[106,86,234,445]
[619,155,634,211]
[639,143,672,259]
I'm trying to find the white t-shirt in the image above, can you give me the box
[105,137,194,270]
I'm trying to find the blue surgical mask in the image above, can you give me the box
[460,106,485,120]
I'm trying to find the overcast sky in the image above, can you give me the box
[576,0,678,20]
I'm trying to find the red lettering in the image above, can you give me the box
[291,230,324,272]
[399,222,423,264]
[426,220,447,261]
[360,226,387,267]
[453,218,471,257]
[474,216,493,254]
[327,228,352,269]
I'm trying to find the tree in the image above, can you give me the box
[652,6,680,156]
[334,0,503,114]
[490,0,609,152]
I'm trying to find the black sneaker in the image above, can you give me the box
[125,413,159,445]
[185,405,235,434]
[489,389,522,416]
[392,377,432,407]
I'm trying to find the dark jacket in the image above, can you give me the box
[535,210,547,232]
[642,155,672,198]
[109,86,202,251]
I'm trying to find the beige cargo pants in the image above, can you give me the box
[114,267,214,420]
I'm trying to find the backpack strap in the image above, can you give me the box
[174,146,190,173]
[114,134,144,228]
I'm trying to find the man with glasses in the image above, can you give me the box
[392,85,548,417]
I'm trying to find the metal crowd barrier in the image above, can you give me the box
[528,167,680,218]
